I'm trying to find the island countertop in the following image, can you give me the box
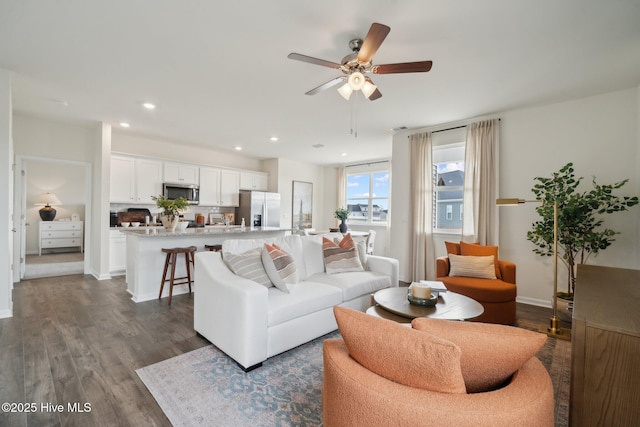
[123,226,289,303]
[119,226,288,238]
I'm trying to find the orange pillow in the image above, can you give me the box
[459,241,501,279]
[445,241,479,255]
[412,318,547,393]
[334,306,467,394]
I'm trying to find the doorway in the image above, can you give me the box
[14,156,91,281]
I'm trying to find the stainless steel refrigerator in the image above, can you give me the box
[237,190,281,227]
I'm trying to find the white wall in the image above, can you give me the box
[0,69,13,318]
[390,87,640,305]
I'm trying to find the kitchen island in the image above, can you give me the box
[121,226,288,302]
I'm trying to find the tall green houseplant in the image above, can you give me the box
[527,163,638,298]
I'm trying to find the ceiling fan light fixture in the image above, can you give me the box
[362,80,377,98]
[348,71,365,90]
[337,83,353,100]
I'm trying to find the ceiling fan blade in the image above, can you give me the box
[357,23,391,63]
[372,61,433,74]
[287,53,341,69]
[305,76,346,95]
[368,88,382,101]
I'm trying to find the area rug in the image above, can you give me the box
[137,329,570,427]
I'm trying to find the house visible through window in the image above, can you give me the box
[346,166,389,224]
[433,143,464,232]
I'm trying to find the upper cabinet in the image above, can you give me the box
[163,162,199,185]
[199,167,239,207]
[110,155,162,204]
[240,171,269,191]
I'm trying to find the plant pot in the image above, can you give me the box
[339,219,348,234]
[556,296,573,323]
[161,215,178,232]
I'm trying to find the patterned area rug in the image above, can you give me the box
[137,327,570,427]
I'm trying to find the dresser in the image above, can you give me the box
[570,264,640,426]
[39,221,84,255]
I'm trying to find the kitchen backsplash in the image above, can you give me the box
[110,203,235,222]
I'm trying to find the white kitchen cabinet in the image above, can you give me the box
[110,155,162,204]
[239,171,268,191]
[39,221,84,256]
[199,167,239,206]
[109,229,126,275]
[164,162,199,185]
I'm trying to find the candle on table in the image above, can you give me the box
[412,282,432,299]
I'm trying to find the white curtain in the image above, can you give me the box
[462,119,500,245]
[336,166,346,227]
[409,132,435,281]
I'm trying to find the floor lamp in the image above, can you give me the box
[496,198,571,341]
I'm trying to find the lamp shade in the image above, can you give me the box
[347,72,365,90]
[337,83,353,100]
[361,80,377,98]
[35,192,61,221]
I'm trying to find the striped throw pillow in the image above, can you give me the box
[323,234,364,274]
[262,243,298,292]
[448,254,497,280]
[223,248,272,288]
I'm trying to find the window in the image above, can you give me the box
[346,168,389,224]
[433,143,464,232]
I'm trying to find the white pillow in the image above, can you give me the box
[223,248,272,288]
[448,254,497,280]
[261,243,298,293]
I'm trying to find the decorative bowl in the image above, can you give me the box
[121,222,130,227]
[407,293,438,307]
[176,221,189,231]
[131,222,140,227]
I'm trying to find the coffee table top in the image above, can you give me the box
[368,287,484,323]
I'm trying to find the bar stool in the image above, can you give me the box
[205,244,222,252]
[159,246,197,305]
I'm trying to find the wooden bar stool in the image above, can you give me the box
[159,246,197,305]
[205,244,222,252]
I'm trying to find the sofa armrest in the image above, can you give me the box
[436,256,450,278]
[366,255,399,287]
[498,260,516,284]
[194,251,269,369]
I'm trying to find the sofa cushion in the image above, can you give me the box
[267,282,342,327]
[323,234,364,274]
[334,306,467,394]
[262,243,298,293]
[223,247,273,288]
[306,271,390,301]
[459,241,502,279]
[411,318,547,393]
[448,254,497,280]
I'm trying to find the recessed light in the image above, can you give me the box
[269,136,279,142]
[235,146,242,151]
[143,102,156,110]
[340,152,348,157]
[120,122,130,128]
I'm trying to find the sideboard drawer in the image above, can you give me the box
[41,238,83,249]
[41,230,82,239]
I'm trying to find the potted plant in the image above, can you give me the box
[152,195,189,231]
[526,163,638,308]
[334,207,350,233]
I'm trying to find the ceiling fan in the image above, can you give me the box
[288,22,433,101]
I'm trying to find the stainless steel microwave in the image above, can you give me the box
[163,183,199,205]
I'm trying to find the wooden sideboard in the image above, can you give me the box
[570,264,640,426]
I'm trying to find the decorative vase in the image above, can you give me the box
[161,215,178,232]
[339,218,348,234]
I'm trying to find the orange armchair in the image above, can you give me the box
[436,256,517,324]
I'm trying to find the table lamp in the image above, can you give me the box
[35,192,62,221]
[496,198,571,340]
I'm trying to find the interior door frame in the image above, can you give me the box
[13,155,92,281]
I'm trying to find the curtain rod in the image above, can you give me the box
[345,160,389,168]
[431,118,501,134]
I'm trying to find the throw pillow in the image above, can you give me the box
[322,234,364,274]
[444,241,462,255]
[223,248,273,288]
[411,318,547,393]
[334,306,466,394]
[459,241,502,279]
[261,243,298,293]
[448,254,497,280]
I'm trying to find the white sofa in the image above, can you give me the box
[194,233,399,370]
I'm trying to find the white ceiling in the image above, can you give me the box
[1,0,639,166]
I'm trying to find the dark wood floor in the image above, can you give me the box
[0,275,559,427]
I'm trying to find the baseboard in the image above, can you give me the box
[91,271,112,281]
[516,296,551,308]
[0,308,13,319]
